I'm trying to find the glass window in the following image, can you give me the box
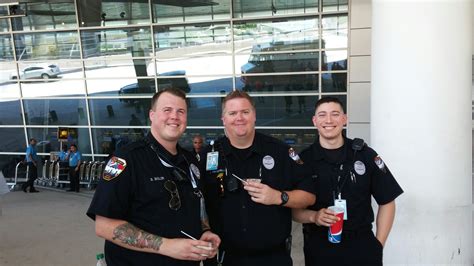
[186,76,233,95]
[322,15,348,49]
[78,0,150,27]
[322,73,346,92]
[322,0,348,12]
[92,128,149,156]
[21,79,86,97]
[16,60,83,81]
[154,23,233,76]
[13,1,77,32]
[89,98,151,126]
[0,99,23,125]
[257,128,317,152]
[238,52,319,74]
[152,0,230,24]
[80,27,152,59]
[187,97,224,127]
[27,127,92,154]
[0,34,14,60]
[13,31,80,61]
[0,128,25,153]
[233,18,319,53]
[23,99,88,126]
[253,95,319,126]
[84,59,154,78]
[87,78,154,97]
[233,0,318,18]
[0,62,21,98]
[322,50,347,70]
[236,74,319,93]
[0,154,27,179]
[0,19,8,33]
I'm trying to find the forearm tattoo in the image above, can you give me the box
[112,223,163,251]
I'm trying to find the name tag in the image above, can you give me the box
[334,199,348,220]
[206,152,219,171]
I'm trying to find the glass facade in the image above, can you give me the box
[0,0,348,169]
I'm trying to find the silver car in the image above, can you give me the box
[10,64,61,80]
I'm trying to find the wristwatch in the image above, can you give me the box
[280,191,289,206]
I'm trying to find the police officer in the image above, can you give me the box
[202,90,315,266]
[22,138,39,193]
[87,88,220,266]
[66,144,81,192]
[292,97,404,266]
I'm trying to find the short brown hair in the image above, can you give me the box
[151,88,187,110]
[221,90,255,114]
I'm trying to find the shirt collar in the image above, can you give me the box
[312,135,349,163]
[146,133,185,165]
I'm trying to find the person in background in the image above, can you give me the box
[292,97,404,266]
[66,144,82,192]
[22,138,40,193]
[87,88,220,266]
[191,135,204,162]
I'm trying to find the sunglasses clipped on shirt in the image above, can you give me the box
[164,180,181,211]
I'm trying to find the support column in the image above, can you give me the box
[371,0,472,264]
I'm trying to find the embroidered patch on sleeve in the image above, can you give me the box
[103,156,127,181]
[374,155,386,173]
[288,147,304,164]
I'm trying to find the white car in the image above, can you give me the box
[10,64,61,80]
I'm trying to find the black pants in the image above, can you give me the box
[23,162,37,191]
[69,167,80,192]
[303,228,383,266]
[214,246,292,266]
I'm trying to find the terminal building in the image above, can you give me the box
[0,0,472,264]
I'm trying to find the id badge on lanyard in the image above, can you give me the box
[206,152,219,171]
[334,193,348,220]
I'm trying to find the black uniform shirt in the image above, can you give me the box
[202,132,313,252]
[300,136,404,232]
[87,133,203,266]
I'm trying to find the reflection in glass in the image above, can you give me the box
[92,128,149,156]
[178,129,225,151]
[13,31,80,61]
[0,100,23,125]
[322,0,349,12]
[0,18,8,33]
[238,52,319,74]
[152,0,230,23]
[86,78,151,96]
[0,128,25,153]
[14,1,77,31]
[322,15,348,49]
[187,97,224,127]
[322,50,347,71]
[233,18,319,52]
[154,24,233,76]
[27,127,92,154]
[0,154,28,178]
[21,79,86,97]
[23,99,88,126]
[257,128,317,152]
[233,0,318,18]
[253,95,319,126]
[237,74,318,93]
[0,34,14,60]
[186,76,233,95]
[89,98,151,126]
[84,59,154,78]
[16,60,83,81]
[322,73,347,92]
[81,27,151,59]
[78,0,150,27]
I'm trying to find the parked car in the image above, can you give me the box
[10,64,61,80]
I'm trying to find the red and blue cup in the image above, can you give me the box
[327,206,344,243]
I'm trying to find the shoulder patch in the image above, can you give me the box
[374,155,387,173]
[103,156,127,181]
[288,147,304,164]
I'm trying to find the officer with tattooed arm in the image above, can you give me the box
[87,88,220,266]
